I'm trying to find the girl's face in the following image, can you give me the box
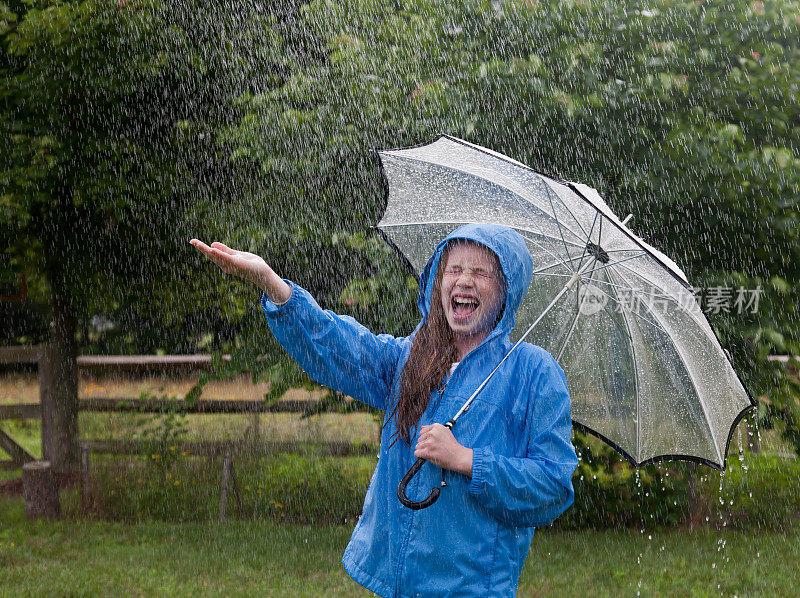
[440,242,506,345]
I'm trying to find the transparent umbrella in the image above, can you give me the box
[377,135,754,481]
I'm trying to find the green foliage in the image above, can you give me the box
[0,0,283,352]
[707,452,800,531]
[560,431,689,529]
[130,389,189,474]
[87,454,372,524]
[2,0,798,468]
[218,0,800,447]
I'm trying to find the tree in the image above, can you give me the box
[0,0,279,471]
[3,0,797,473]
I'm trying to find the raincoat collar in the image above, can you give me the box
[416,223,533,350]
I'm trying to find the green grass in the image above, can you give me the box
[525,527,799,597]
[0,417,42,460]
[0,499,373,597]
[2,434,798,596]
[0,496,797,597]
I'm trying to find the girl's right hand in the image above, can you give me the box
[190,239,292,304]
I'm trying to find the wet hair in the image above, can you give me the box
[388,239,505,446]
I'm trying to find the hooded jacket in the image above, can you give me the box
[261,223,578,597]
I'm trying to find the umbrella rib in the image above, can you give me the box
[517,230,581,270]
[585,277,683,304]
[576,211,599,273]
[517,229,584,250]
[555,258,598,361]
[507,171,589,243]
[598,213,604,250]
[632,291,724,466]
[532,254,587,275]
[583,283,666,333]
[613,263,706,326]
[602,248,651,254]
[544,182,577,269]
[590,272,643,462]
[545,179,591,240]
[603,276,643,464]
[530,272,573,279]
[509,190,581,272]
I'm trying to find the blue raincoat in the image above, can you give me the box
[261,223,577,597]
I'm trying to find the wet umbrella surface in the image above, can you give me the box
[377,135,754,470]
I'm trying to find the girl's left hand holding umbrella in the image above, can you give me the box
[189,239,292,305]
[414,423,473,476]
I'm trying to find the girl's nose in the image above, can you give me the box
[457,272,475,286]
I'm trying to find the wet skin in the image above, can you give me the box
[440,242,506,361]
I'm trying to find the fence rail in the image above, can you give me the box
[0,399,326,420]
[85,439,378,458]
[0,345,42,364]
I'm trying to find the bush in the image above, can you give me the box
[557,433,689,530]
[85,453,372,525]
[705,453,800,531]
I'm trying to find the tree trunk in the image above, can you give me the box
[22,460,61,519]
[687,462,700,529]
[47,268,79,474]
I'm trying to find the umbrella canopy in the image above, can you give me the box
[377,134,754,470]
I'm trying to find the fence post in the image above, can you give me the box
[22,460,60,519]
[80,443,91,503]
[219,448,232,522]
[686,462,703,529]
[219,446,243,522]
[39,345,56,463]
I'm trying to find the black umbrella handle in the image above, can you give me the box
[397,420,455,510]
[397,457,440,510]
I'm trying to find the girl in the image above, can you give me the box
[191,223,577,597]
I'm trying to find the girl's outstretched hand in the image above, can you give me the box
[190,239,291,304]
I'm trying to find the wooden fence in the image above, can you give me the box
[1,345,381,519]
[0,345,377,470]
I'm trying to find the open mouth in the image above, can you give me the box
[451,295,479,320]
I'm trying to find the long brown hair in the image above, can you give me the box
[389,243,458,446]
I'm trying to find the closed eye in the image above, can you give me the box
[445,267,495,280]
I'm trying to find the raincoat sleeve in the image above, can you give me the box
[260,280,405,411]
[468,353,577,528]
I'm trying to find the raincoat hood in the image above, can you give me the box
[417,223,534,338]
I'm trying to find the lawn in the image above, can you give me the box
[1,494,797,597]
